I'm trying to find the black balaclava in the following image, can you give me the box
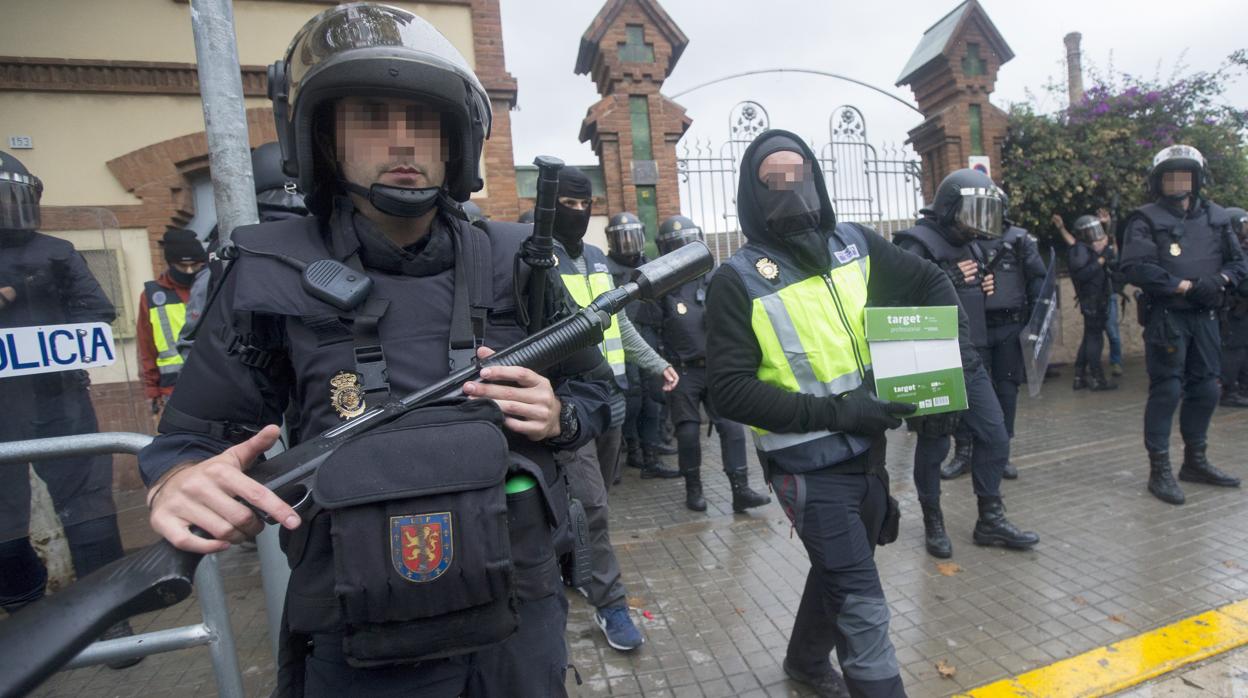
[553,166,593,258]
[162,228,207,287]
[737,130,836,274]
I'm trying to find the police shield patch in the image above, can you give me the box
[391,513,453,583]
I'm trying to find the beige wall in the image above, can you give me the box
[0,93,269,206]
[47,227,156,385]
[0,0,476,69]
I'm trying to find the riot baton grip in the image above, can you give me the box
[627,241,715,303]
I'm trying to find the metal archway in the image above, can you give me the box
[668,68,921,114]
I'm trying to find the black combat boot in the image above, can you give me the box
[1087,365,1118,391]
[940,436,972,480]
[1072,367,1087,390]
[639,446,681,479]
[783,658,850,698]
[972,496,1039,550]
[682,467,707,512]
[1179,443,1241,488]
[624,438,644,469]
[1147,450,1185,504]
[919,497,952,559]
[728,471,770,512]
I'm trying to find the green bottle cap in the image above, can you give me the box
[505,474,538,494]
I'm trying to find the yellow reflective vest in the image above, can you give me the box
[144,281,187,387]
[722,223,875,473]
[555,242,627,387]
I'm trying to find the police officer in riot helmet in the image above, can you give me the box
[965,189,1046,479]
[0,150,140,668]
[894,168,1038,560]
[1221,207,1248,408]
[1068,214,1120,391]
[604,212,677,478]
[138,5,614,694]
[1121,145,1248,505]
[656,215,770,513]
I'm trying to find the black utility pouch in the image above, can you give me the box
[313,399,518,667]
[878,495,901,546]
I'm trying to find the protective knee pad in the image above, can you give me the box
[835,593,900,682]
[676,422,701,472]
[63,515,125,579]
[0,537,48,610]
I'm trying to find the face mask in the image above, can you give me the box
[168,266,199,287]
[553,202,591,258]
[758,175,829,271]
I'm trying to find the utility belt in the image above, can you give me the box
[670,357,706,369]
[283,399,565,668]
[985,309,1026,327]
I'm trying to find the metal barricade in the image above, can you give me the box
[0,432,244,698]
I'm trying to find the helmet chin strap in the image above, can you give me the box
[340,178,461,219]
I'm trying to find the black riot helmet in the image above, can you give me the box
[517,208,535,224]
[657,215,704,254]
[1227,207,1247,242]
[268,2,492,215]
[1073,214,1107,244]
[605,211,646,264]
[0,150,43,232]
[931,168,1004,242]
[1148,144,1206,203]
[251,141,307,215]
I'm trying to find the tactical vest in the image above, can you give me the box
[894,220,989,347]
[555,242,627,387]
[661,277,709,364]
[723,223,874,474]
[983,226,1029,313]
[143,281,187,387]
[1129,202,1229,282]
[225,214,569,661]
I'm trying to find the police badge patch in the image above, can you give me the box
[330,370,366,419]
[755,257,780,281]
[391,512,453,583]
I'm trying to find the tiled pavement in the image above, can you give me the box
[23,356,1248,697]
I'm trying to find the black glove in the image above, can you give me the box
[1188,275,1226,308]
[907,411,963,438]
[829,386,917,435]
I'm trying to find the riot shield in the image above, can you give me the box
[1019,251,1060,397]
[0,208,150,642]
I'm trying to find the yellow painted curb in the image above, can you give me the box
[956,598,1248,698]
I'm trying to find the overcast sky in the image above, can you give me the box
[499,0,1248,169]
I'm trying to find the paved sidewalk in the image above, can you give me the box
[21,356,1248,697]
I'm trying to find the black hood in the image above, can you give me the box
[736,130,836,247]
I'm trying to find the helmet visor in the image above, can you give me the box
[657,228,703,254]
[956,187,1003,239]
[607,225,645,257]
[1076,219,1107,243]
[0,173,42,231]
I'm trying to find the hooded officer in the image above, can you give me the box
[138,5,614,694]
[893,169,1039,560]
[975,191,1046,478]
[0,150,139,667]
[706,129,983,697]
[656,215,770,514]
[1221,207,1248,408]
[547,167,677,652]
[603,211,672,476]
[138,228,206,413]
[1122,145,1247,504]
[1067,214,1119,391]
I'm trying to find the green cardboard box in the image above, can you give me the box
[864,306,967,416]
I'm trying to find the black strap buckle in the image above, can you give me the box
[227,334,275,370]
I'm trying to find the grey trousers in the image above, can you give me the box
[557,426,626,610]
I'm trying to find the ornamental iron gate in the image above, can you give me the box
[677,101,923,263]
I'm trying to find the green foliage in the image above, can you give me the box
[1002,52,1248,239]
